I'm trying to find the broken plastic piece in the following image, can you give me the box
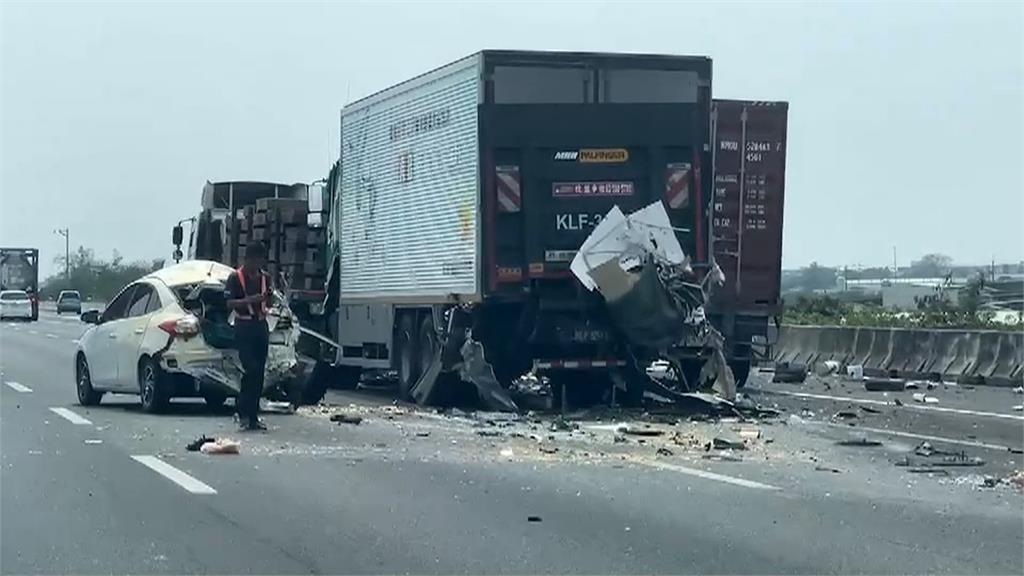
[200,438,240,454]
[864,377,906,392]
[330,413,363,425]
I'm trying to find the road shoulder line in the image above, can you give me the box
[647,461,779,490]
[5,381,32,393]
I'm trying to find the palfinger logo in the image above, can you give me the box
[553,148,629,163]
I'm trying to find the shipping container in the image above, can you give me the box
[708,100,789,369]
[0,247,40,320]
[332,50,716,401]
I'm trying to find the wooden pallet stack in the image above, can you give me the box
[250,198,312,290]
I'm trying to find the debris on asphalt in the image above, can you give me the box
[200,438,240,455]
[735,427,761,440]
[476,429,503,437]
[924,396,939,404]
[934,453,985,467]
[538,445,559,454]
[773,362,808,384]
[263,401,296,414]
[859,405,882,414]
[330,413,364,425]
[820,360,841,376]
[1012,386,1023,394]
[1004,470,1024,491]
[186,435,215,452]
[527,516,542,523]
[846,365,864,380]
[656,447,674,457]
[1012,405,1023,412]
[836,438,883,447]
[499,448,515,459]
[702,453,743,462]
[815,465,842,473]
[907,467,949,476]
[712,436,746,451]
[620,425,665,437]
[893,398,904,407]
[914,442,936,457]
[864,377,906,392]
[832,410,859,420]
[84,439,103,445]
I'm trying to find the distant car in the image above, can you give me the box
[0,290,34,321]
[74,260,318,412]
[56,290,82,315]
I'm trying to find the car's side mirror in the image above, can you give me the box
[81,310,101,324]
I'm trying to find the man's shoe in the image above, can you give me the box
[249,419,268,431]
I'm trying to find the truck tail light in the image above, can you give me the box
[159,315,200,338]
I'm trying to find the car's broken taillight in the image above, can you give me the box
[159,315,200,338]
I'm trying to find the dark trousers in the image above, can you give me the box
[235,319,269,424]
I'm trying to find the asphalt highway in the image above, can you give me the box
[1,311,1021,575]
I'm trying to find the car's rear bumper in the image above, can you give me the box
[0,307,33,319]
[159,343,298,396]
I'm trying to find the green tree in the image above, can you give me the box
[908,253,953,278]
[799,262,838,291]
[41,247,164,301]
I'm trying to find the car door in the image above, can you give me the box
[87,285,136,389]
[113,282,162,393]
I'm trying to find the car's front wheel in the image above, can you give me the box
[76,355,103,406]
[138,357,169,413]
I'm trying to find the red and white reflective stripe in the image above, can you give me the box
[495,166,521,213]
[665,162,691,209]
[533,359,628,370]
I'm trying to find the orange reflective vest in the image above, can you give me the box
[235,267,268,320]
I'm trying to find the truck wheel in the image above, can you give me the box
[418,316,438,380]
[396,315,418,400]
[730,361,751,389]
[138,357,170,413]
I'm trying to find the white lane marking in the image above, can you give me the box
[71,339,80,344]
[49,407,92,425]
[28,330,39,335]
[770,390,1024,422]
[46,333,57,339]
[131,455,217,495]
[826,422,1015,452]
[647,461,779,490]
[5,381,32,393]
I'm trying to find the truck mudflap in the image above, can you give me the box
[411,307,519,412]
[571,201,737,401]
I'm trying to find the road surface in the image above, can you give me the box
[1,311,1021,574]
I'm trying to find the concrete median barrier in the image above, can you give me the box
[771,325,1023,387]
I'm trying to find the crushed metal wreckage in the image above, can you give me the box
[395,201,745,414]
[569,202,736,402]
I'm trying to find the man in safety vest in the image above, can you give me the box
[225,242,272,431]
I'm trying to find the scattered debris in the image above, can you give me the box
[499,448,515,459]
[736,427,761,440]
[186,435,215,452]
[773,363,808,384]
[1008,447,1023,455]
[527,516,542,523]
[1013,386,1023,395]
[476,430,502,437]
[914,442,936,457]
[893,398,904,407]
[415,431,430,438]
[263,401,296,414]
[907,467,949,476]
[619,425,665,437]
[934,453,985,467]
[846,365,864,380]
[836,438,883,447]
[832,410,858,420]
[911,393,939,403]
[712,436,746,451]
[84,439,103,445]
[859,405,882,414]
[656,447,674,457]
[864,377,905,392]
[538,445,559,454]
[925,396,939,404]
[330,413,363,425]
[1004,470,1024,491]
[820,360,841,376]
[787,414,806,425]
[702,453,743,462]
[200,438,240,455]
[815,465,842,473]
[1013,405,1023,412]
[613,434,627,444]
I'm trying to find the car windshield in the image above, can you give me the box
[61,292,81,300]
[1,291,29,301]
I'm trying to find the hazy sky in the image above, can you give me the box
[2,1,1021,277]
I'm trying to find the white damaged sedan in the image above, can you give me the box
[75,260,311,412]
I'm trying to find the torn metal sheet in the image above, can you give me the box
[458,338,519,412]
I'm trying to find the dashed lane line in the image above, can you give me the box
[131,455,217,495]
[49,407,92,425]
[647,461,779,490]
[46,334,58,339]
[4,381,32,393]
[766,390,1024,422]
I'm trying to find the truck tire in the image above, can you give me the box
[730,361,751,389]
[396,314,419,400]
[418,316,438,380]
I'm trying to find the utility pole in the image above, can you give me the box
[54,228,70,279]
[892,246,897,284]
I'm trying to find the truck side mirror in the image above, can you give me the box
[172,225,183,246]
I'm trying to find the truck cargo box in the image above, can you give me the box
[338,50,713,303]
[709,100,788,311]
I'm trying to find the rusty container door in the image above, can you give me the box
[710,100,788,310]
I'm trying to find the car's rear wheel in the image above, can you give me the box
[396,314,418,400]
[76,355,103,406]
[138,357,169,413]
